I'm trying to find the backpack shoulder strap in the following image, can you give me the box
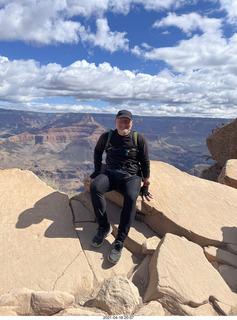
[105,129,114,150]
[133,131,138,147]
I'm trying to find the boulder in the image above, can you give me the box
[144,233,237,316]
[0,288,32,316]
[0,287,74,316]
[0,169,94,298]
[206,118,237,167]
[218,159,237,189]
[142,236,161,254]
[92,276,141,315]
[31,291,75,316]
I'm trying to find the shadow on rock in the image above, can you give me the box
[15,191,78,239]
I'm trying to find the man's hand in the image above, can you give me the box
[140,184,153,202]
[90,170,100,183]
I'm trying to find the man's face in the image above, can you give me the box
[115,117,133,136]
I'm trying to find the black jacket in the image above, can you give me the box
[93,129,150,178]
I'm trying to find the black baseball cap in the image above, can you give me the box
[116,110,133,120]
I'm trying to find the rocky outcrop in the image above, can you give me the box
[206,118,237,167]
[1,163,237,316]
[204,118,237,187]
[218,159,237,189]
[7,121,105,144]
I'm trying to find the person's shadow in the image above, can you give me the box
[15,191,78,238]
[221,226,237,246]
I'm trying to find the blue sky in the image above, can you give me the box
[0,0,237,118]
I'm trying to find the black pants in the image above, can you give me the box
[90,171,142,242]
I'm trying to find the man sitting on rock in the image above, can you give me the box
[90,110,153,264]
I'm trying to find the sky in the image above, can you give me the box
[0,0,237,118]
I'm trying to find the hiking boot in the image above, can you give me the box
[91,224,113,247]
[108,240,124,264]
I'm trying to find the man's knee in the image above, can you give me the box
[90,174,109,195]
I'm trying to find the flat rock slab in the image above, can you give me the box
[144,233,237,316]
[0,169,94,297]
[143,161,237,247]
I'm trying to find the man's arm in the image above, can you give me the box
[138,133,153,201]
[90,132,108,180]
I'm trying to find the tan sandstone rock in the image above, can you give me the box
[0,287,32,316]
[204,246,237,267]
[92,276,141,315]
[218,159,237,189]
[142,161,237,247]
[144,233,237,316]
[0,287,74,316]
[0,169,94,298]
[142,236,161,254]
[129,255,152,297]
[206,118,237,167]
[135,300,165,316]
[31,291,75,316]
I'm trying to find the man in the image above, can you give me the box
[90,110,153,264]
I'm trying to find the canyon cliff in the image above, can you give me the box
[0,108,233,194]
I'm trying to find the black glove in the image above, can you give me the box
[140,185,150,198]
[90,171,100,179]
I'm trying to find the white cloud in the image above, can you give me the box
[1,55,237,118]
[0,1,81,44]
[0,0,129,49]
[82,18,129,52]
[139,32,233,72]
[153,12,222,36]
[0,0,198,46]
